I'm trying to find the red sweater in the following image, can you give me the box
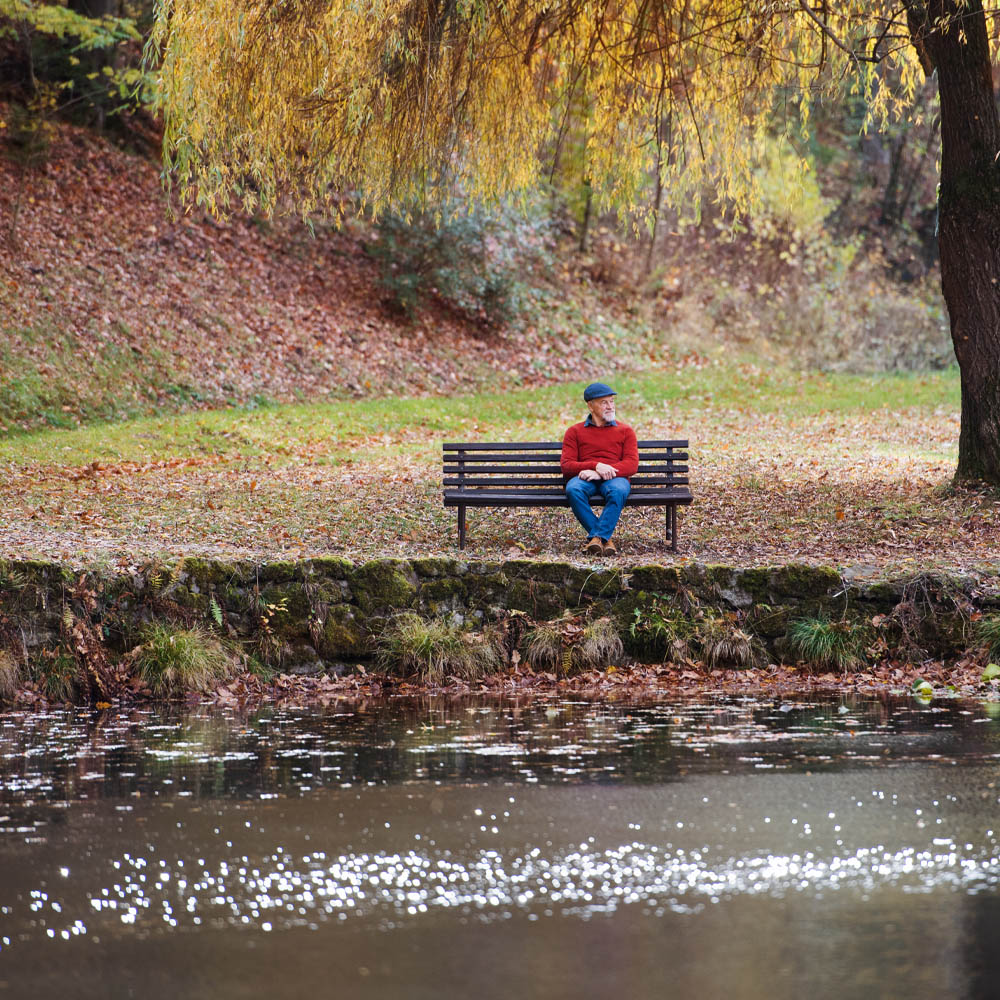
[561,421,639,480]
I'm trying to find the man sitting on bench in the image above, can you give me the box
[561,382,639,556]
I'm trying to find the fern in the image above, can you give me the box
[561,647,573,676]
[209,595,223,628]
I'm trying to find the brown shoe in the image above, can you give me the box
[583,537,603,555]
[602,538,618,556]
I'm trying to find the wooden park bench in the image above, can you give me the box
[442,440,692,551]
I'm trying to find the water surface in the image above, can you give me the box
[2,695,1000,999]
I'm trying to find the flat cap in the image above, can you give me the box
[583,382,617,402]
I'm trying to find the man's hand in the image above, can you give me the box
[595,462,618,481]
[579,469,601,482]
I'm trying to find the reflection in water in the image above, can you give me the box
[3,696,999,807]
[2,695,1000,1000]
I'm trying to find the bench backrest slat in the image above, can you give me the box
[443,440,689,451]
[443,439,690,493]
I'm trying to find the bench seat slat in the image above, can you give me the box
[444,455,688,467]
[443,442,561,451]
[445,478,567,487]
[444,476,689,487]
[444,491,693,507]
[443,453,563,464]
[444,487,693,497]
[444,466,563,476]
[444,461,689,469]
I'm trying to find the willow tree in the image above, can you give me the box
[149,1,1000,482]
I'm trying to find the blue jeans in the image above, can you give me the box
[565,476,631,540]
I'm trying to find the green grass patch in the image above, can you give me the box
[0,323,195,436]
[0,360,960,467]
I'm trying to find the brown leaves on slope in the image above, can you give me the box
[0,113,640,432]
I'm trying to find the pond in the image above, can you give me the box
[2,694,1000,999]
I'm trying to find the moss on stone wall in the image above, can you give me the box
[350,560,418,613]
[319,604,369,658]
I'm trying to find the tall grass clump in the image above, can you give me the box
[697,617,766,669]
[35,648,78,701]
[0,650,21,701]
[523,616,623,674]
[523,623,563,672]
[131,623,236,694]
[576,617,624,671]
[974,614,1000,662]
[628,596,697,662]
[376,613,503,682]
[787,616,871,672]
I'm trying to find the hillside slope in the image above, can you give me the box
[2,112,954,437]
[1,116,671,434]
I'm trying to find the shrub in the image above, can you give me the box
[787,616,871,672]
[367,196,552,327]
[130,623,236,694]
[375,613,503,682]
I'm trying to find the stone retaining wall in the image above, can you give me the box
[1,557,997,673]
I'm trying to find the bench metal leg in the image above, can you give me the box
[671,505,678,552]
[665,505,672,544]
[458,506,466,550]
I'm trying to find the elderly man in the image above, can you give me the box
[560,382,639,555]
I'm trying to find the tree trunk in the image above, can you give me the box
[880,131,906,227]
[915,0,1000,482]
[70,0,118,131]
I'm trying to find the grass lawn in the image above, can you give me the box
[1,357,994,575]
